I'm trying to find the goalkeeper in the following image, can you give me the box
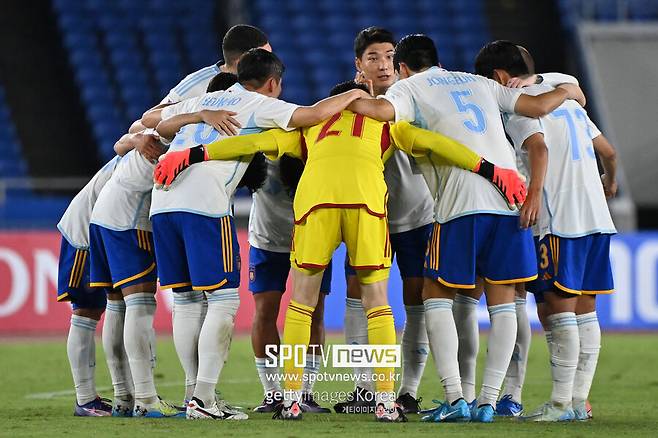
[153,81,526,423]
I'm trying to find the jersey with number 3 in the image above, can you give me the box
[381,67,522,223]
[504,84,616,239]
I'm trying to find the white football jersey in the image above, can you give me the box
[504,84,616,239]
[160,63,222,104]
[150,83,299,218]
[381,67,522,223]
[58,156,121,248]
[384,150,434,234]
[249,160,295,252]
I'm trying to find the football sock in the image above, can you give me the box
[424,298,463,404]
[573,312,601,403]
[193,289,239,406]
[548,312,579,407]
[172,290,205,401]
[255,357,282,396]
[302,353,321,395]
[345,297,373,393]
[478,303,517,407]
[282,300,314,401]
[366,305,396,397]
[545,330,553,355]
[502,296,531,403]
[103,300,133,399]
[398,305,429,399]
[68,315,98,405]
[453,294,479,402]
[123,293,157,404]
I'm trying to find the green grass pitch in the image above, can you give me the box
[1,333,657,437]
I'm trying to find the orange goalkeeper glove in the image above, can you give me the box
[153,145,208,189]
[473,158,527,209]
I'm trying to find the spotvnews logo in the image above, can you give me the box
[264,344,401,368]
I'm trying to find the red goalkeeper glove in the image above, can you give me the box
[473,158,527,209]
[153,145,208,189]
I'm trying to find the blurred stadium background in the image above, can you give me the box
[0,0,657,335]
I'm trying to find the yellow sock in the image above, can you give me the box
[282,300,315,393]
[366,305,396,394]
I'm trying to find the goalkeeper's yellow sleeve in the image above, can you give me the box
[204,129,303,161]
[390,121,482,171]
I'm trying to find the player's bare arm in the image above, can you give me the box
[514,83,584,118]
[347,97,395,122]
[114,131,164,163]
[592,134,618,198]
[519,132,548,228]
[288,88,371,128]
[155,109,241,140]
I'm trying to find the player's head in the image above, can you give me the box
[393,34,439,79]
[206,72,238,92]
[237,48,285,98]
[474,40,533,85]
[354,27,396,94]
[222,24,271,72]
[237,152,267,194]
[329,80,370,96]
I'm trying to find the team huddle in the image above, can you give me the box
[56,24,617,424]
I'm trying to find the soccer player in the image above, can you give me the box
[349,34,585,423]
[337,26,434,415]
[475,40,617,422]
[153,77,528,422]
[148,49,379,419]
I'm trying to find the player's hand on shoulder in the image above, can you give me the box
[601,173,618,198]
[200,109,241,136]
[134,132,165,163]
[507,75,537,88]
[557,83,586,107]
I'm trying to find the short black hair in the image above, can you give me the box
[329,80,370,97]
[474,40,531,79]
[354,27,396,58]
[237,153,267,194]
[279,155,304,197]
[222,24,269,67]
[237,48,285,88]
[206,72,238,92]
[394,34,439,72]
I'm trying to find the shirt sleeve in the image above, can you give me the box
[585,114,602,139]
[378,80,415,123]
[160,96,203,120]
[503,112,544,151]
[485,78,522,114]
[252,97,300,131]
[205,129,302,161]
[540,72,579,87]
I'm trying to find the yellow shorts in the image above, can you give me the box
[290,207,391,284]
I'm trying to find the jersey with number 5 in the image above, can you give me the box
[381,67,522,223]
[504,84,615,239]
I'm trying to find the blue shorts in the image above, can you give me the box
[527,233,614,297]
[152,212,240,291]
[57,237,108,310]
[249,246,332,294]
[424,214,537,288]
[89,224,157,289]
[345,223,432,279]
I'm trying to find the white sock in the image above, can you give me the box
[172,290,205,400]
[123,293,157,403]
[302,354,321,394]
[548,312,579,406]
[103,300,133,399]
[68,315,98,405]
[424,298,462,404]
[398,305,429,399]
[193,289,239,406]
[345,297,372,392]
[545,330,553,356]
[453,294,479,402]
[478,303,517,407]
[502,297,531,403]
[573,312,601,403]
[255,357,282,395]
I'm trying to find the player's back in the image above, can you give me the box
[521,84,615,238]
[293,110,389,222]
